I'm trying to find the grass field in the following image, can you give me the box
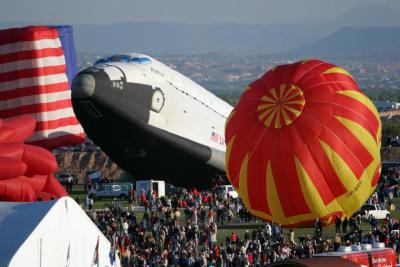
[67,184,399,243]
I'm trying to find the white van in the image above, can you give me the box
[94,183,133,200]
[216,185,239,199]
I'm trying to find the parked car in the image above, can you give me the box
[359,204,390,220]
[165,183,186,197]
[56,173,78,185]
[390,137,400,147]
[216,185,239,199]
[93,183,133,200]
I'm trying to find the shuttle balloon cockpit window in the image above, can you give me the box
[94,55,152,65]
[94,58,107,65]
[106,55,131,63]
[130,57,151,64]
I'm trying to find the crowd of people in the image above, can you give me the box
[83,178,400,266]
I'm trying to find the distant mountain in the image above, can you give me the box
[331,6,400,27]
[0,21,321,54]
[70,22,327,55]
[295,27,400,56]
[282,5,400,29]
[1,5,400,55]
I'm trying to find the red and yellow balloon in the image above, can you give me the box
[225,59,381,227]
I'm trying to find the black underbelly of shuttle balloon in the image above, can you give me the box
[72,81,224,188]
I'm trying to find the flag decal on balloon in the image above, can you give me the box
[225,59,382,227]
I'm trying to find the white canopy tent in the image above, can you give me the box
[0,197,119,267]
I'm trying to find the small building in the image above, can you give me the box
[135,180,165,199]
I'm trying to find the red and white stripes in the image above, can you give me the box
[0,26,84,149]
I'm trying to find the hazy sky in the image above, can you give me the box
[1,0,400,25]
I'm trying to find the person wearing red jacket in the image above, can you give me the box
[231,232,238,244]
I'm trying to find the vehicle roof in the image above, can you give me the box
[268,257,360,267]
[136,180,164,182]
[316,247,394,257]
[105,182,133,185]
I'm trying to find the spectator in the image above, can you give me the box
[67,175,73,193]
[334,234,341,251]
[289,229,295,244]
[140,188,146,205]
[335,215,341,234]
[343,217,349,233]
[315,218,322,237]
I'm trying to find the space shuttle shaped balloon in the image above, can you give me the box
[71,53,232,188]
[225,59,382,227]
[0,26,84,149]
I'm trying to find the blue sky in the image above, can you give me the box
[1,0,400,25]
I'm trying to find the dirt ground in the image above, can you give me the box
[56,147,400,183]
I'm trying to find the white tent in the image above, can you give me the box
[0,197,120,267]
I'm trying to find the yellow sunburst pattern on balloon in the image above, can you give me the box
[257,84,305,128]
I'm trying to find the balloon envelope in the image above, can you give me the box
[0,116,67,202]
[225,59,381,227]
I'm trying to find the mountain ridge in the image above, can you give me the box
[294,26,400,56]
[71,22,325,55]
[1,5,400,55]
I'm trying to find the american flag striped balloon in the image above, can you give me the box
[0,26,84,149]
[225,59,382,227]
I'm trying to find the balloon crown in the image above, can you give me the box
[257,84,305,128]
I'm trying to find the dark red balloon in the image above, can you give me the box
[0,116,67,202]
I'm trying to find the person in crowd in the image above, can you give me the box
[343,217,349,234]
[314,218,322,238]
[67,175,73,193]
[335,215,341,234]
[333,234,341,251]
[140,188,146,206]
[289,229,295,244]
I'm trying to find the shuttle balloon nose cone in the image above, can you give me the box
[72,74,96,98]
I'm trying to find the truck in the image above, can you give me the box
[135,180,165,200]
[359,204,390,220]
[316,243,396,267]
[216,185,239,199]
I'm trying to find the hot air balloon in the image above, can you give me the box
[0,115,67,202]
[225,59,381,227]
